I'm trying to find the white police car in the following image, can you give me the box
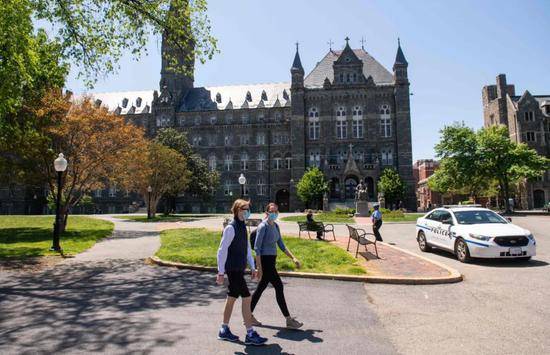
[416,206,536,263]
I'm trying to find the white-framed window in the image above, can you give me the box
[273,154,282,170]
[336,106,347,139]
[257,152,266,171]
[224,135,231,146]
[208,155,217,171]
[380,104,391,138]
[241,152,249,171]
[309,151,321,167]
[156,116,171,127]
[241,113,249,124]
[95,189,102,198]
[194,116,201,126]
[240,134,249,145]
[308,107,320,140]
[178,117,185,126]
[525,131,536,142]
[224,181,232,196]
[192,136,202,146]
[257,178,267,196]
[109,185,117,197]
[524,111,535,122]
[285,153,292,169]
[281,134,289,144]
[224,155,233,171]
[352,105,364,138]
[257,133,266,145]
[381,148,393,165]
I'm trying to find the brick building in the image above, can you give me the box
[413,159,442,211]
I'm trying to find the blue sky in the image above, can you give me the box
[65,0,550,161]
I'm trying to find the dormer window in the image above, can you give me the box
[216,93,222,103]
[282,90,289,100]
[246,91,252,102]
[136,97,142,107]
[261,90,267,101]
[122,98,129,108]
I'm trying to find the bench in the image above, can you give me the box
[346,224,379,259]
[223,217,263,233]
[297,221,336,241]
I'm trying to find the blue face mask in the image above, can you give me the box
[268,212,278,221]
[243,210,251,220]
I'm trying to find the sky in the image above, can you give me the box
[64,0,550,161]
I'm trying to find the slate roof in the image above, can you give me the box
[75,90,153,114]
[304,49,394,88]
[510,94,550,106]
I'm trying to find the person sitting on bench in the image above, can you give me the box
[306,210,323,240]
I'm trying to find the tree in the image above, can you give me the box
[126,142,190,218]
[377,168,406,208]
[155,128,219,201]
[296,167,328,209]
[30,0,217,87]
[28,91,147,231]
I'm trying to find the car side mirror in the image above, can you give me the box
[506,217,512,222]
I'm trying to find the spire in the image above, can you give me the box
[394,37,408,66]
[291,42,304,74]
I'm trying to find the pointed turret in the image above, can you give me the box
[393,38,408,84]
[394,38,408,67]
[291,42,304,89]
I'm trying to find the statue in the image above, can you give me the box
[354,179,369,217]
[355,181,368,201]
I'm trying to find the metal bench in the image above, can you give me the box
[297,221,336,241]
[346,224,379,259]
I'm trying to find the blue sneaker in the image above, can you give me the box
[218,326,239,342]
[245,330,267,346]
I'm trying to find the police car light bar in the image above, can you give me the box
[442,204,483,208]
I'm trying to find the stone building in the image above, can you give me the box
[482,74,550,209]
[0,36,417,214]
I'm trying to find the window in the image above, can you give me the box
[308,107,320,140]
[241,113,249,124]
[258,111,265,122]
[241,152,249,171]
[380,104,391,138]
[225,113,233,124]
[285,153,292,169]
[224,181,232,196]
[309,151,321,167]
[210,115,217,125]
[208,155,217,171]
[381,148,393,165]
[224,155,233,171]
[525,131,536,142]
[194,116,201,126]
[257,152,266,171]
[257,178,267,196]
[240,134,249,145]
[257,133,266,145]
[156,115,171,127]
[273,154,282,170]
[339,73,344,83]
[109,185,117,197]
[95,189,102,198]
[524,111,534,122]
[352,106,364,138]
[178,117,185,126]
[353,150,364,162]
[336,106,347,139]
[274,111,282,122]
[208,135,216,146]
[224,135,231,146]
[192,136,202,146]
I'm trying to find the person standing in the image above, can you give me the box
[306,209,323,240]
[251,203,304,329]
[371,203,383,242]
[216,199,267,346]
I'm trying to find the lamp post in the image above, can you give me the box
[238,173,246,198]
[147,186,152,219]
[51,153,67,252]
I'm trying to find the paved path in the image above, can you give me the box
[0,216,396,354]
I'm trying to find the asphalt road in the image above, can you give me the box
[364,215,550,355]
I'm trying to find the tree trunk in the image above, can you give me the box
[501,177,511,214]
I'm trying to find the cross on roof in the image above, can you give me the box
[295,41,299,51]
[360,36,366,50]
[344,36,350,45]
[327,39,334,51]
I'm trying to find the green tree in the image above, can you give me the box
[296,167,328,209]
[377,168,406,207]
[155,128,219,204]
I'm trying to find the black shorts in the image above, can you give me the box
[226,271,250,298]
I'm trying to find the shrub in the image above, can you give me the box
[333,207,355,215]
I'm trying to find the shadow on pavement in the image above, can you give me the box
[428,248,549,268]
[256,324,323,343]
[0,260,225,353]
[235,343,290,354]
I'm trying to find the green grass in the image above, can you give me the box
[119,214,217,223]
[384,213,424,222]
[156,228,366,275]
[0,216,114,258]
[280,212,354,224]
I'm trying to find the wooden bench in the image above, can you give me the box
[346,224,379,259]
[297,221,336,241]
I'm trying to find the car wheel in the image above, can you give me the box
[455,238,471,263]
[417,231,432,252]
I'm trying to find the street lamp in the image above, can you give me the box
[147,186,152,219]
[238,173,246,198]
[51,153,67,252]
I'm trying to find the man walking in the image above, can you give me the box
[371,203,383,242]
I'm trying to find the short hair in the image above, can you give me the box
[231,199,250,217]
[265,202,278,213]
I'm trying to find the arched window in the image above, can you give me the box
[352,105,364,138]
[380,104,391,138]
[208,155,217,171]
[241,152,249,171]
[308,107,320,140]
[257,152,266,171]
[336,106,347,139]
[224,154,233,171]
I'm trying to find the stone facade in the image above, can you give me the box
[0,37,417,214]
[482,74,550,209]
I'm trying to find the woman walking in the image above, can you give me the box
[216,199,268,346]
[251,202,303,329]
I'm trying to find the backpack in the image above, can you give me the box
[250,222,281,250]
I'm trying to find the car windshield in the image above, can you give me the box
[454,210,507,225]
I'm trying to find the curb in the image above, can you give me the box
[148,255,463,285]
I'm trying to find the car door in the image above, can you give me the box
[438,211,455,250]
[423,210,444,247]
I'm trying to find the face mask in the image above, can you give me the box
[243,210,251,220]
[268,212,278,221]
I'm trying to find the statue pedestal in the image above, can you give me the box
[355,200,369,217]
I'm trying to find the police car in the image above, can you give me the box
[415,206,536,263]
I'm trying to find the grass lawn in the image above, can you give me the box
[119,214,217,223]
[280,212,354,224]
[0,216,114,258]
[156,228,366,275]
[384,213,424,222]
